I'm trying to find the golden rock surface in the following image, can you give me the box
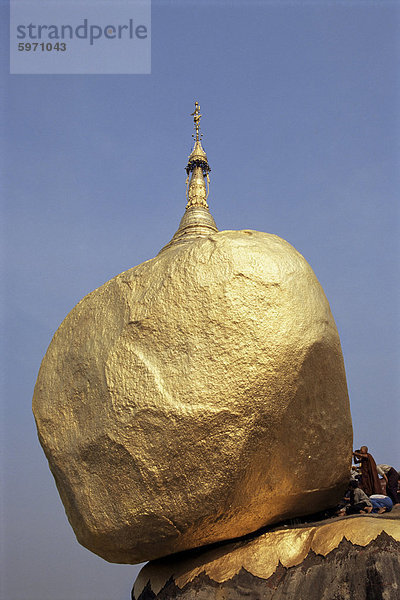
[33,229,352,564]
[133,513,400,597]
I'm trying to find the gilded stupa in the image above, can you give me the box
[33,103,353,565]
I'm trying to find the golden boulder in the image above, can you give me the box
[33,227,352,563]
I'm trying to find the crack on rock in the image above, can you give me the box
[233,272,281,289]
[162,516,184,536]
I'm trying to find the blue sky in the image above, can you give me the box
[2,1,399,599]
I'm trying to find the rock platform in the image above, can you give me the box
[133,509,400,600]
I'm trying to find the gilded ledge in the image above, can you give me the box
[133,513,400,598]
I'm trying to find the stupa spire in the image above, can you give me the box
[185,101,211,210]
[159,101,218,253]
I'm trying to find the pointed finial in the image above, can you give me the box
[191,101,202,142]
[185,101,211,210]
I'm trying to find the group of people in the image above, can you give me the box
[337,446,400,516]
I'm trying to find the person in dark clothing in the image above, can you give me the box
[339,480,372,515]
[377,464,400,506]
[353,446,381,496]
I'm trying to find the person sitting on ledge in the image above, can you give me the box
[353,446,381,495]
[337,480,372,516]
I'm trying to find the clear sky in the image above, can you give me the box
[2,1,399,599]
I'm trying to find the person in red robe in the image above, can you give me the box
[353,446,382,496]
